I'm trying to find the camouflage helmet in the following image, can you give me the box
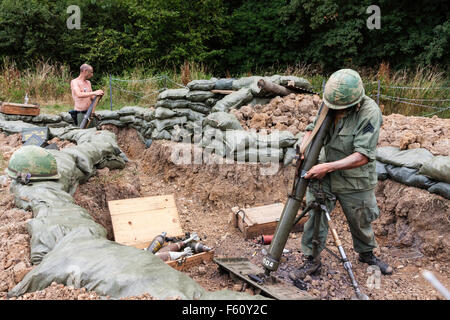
[5,145,60,183]
[323,69,365,110]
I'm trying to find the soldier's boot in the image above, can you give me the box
[358,251,393,275]
[289,256,322,281]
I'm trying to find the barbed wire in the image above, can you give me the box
[111,85,160,100]
[163,76,187,88]
[423,106,450,117]
[381,85,450,90]
[382,98,445,110]
[379,95,447,110]
[379,95,450,102]
[111,75,165,83]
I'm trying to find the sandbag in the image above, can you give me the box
[376,146,434,169]
[248,98,272,106]
[170,126,192,142]
[155,99,190,109]
[97,156,126,170]
[59,112,74,123]
[283,148,297,166]
[32,114,62,123]
[224,130,257,153]
[0,120,38,134]
[119,115,136,124]
[187,79,217,91]
[257,131,296,148]
[157,88,189,100]
[8,228,265,300]
[385,164,437,189]
[46,121,68,128]
[418,156,450,184]
[188,102,211,114]
[27,212,107,265]
[3,114,33,122]
[9,181,75,211]
[152,116,187,132]
[205,98,219,108]
[46,149,84,195]
[231,76,262,90]
[96,110,120,120]
[428,182,450,200]
[154,107,177,119]
[376,161,389,181]
[202,138,227,157]
[204,112,243,131]
[117,106,146,118]
[201,125,225,143]
[62,146,96,175]
[215,78,235,90]
[211,88,253,113]
[173,108,205,122]
[186,90,215,102]
[143,109,155,122]
[151,129,172,140]
[235,147,283,163]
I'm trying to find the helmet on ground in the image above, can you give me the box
[5,145,60,183]
[323,69,365,110]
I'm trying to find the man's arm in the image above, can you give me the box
[304,152,369,180]
[71,80,103,98]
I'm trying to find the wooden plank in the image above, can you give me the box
[241,203,285,225]
[108,195,184,249]
[0,102,40,116]
[166,250,215,271]
[210,89,235,95]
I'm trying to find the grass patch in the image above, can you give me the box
[2,59,449,118]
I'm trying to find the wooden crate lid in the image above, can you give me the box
[1,102,40,108]
[238,203,285,226]
[108,194,184,249]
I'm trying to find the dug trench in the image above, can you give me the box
[75,126,450,300]
[0,124,449,300]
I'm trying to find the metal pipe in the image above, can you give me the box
[262,108,335,273]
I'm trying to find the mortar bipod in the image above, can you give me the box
[305,181,370,300]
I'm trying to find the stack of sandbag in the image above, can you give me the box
[1,113,68,128]
[231,75,312,99]
[200,112,297,163]
[376,146,450,199]
[154,81,221,141]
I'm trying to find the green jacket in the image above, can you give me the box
[306,95,383,193]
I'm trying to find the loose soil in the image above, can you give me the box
[1,100,449,300]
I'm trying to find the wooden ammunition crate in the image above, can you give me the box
[166,250,215,271]
[0,102,40,116]
[231,203,308,239]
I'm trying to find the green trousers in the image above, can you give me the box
[77,112,98,129]
[301,176,379,256]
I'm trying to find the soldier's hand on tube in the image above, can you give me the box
[304,163,333,180]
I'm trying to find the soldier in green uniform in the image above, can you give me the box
[289,69,393,281]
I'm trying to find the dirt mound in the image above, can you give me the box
[140,140,295,210]
[374,179,450,261]
[230,94,321,135]
[379,114,450,156]
[231,95,450,156]
[73,166,141,240]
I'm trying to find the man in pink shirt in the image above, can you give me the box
[69,64,104,127]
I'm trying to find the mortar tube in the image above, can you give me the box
[262,108,335,274]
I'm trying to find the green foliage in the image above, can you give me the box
[0,0,448,75]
